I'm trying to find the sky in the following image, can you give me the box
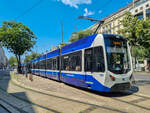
[0,0,132,59]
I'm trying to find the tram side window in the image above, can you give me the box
[38,61,41,69]
[42,60,46,69]
[57,57,59,70]
[39,60,45,69]
[33,63,37,69]
[52,58,57,70]
[92,46,105,72]
[85,46,105,72]
[61,55,69,71]
[70,51,82,71]
[32,63,34,69]
[85,48,92,71]
[47,59,53,70]
[34,63,36,69]
[35,62,38,69]
[39,61,42,69]
[37,62,39,69]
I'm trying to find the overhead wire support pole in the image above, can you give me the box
[61,21,63,44]
[59,21,63,81]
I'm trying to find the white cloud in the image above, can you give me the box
[57,0,92,8]
[83,8,95,16]
[98,10,102,14]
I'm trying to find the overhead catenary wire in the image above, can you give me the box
[14,0,45,20]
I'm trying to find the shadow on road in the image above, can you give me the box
[65,83,139,98]
[0,70,35,113]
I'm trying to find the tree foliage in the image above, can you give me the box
[118,12,150,57]
[132,47,146,60]
[0,21,37,73]
[24,52,41,63]
[69,29,94,42]
[9,56,17,67]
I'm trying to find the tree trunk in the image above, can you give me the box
[16,55,22,74]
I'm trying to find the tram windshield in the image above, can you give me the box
[104,36,131,74]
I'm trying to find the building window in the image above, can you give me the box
[106,25,108,33]
[118,25,120,30]
[118,19,120,25]
[146,9,150,19]
[103,27,105,33]
[109,24,111,29]
[109,24,112,34]
[135,12,143,19]
[146,4,149,7]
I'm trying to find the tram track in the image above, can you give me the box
[111,96,150,111]
[2,72,149,113]
[10,80,128,113]
[66,84,150,112]
[13,77,150,112]
[0,72,128,113]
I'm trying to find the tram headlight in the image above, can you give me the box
[110,75,115,81]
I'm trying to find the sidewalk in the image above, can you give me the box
[133,71,150,75]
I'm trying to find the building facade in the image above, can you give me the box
[90,0,150,34]
[90,3,132,34]
[130,0,150,20]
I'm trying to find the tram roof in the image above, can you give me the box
[61,34,97,55]
[103,34,125,39]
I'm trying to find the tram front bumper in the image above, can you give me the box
[110,82,131,92]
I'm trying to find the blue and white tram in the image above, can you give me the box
[30,34,133,92]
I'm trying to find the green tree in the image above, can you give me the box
[0,21,36,73]
[69,29,94,42]
[132,47,146,60]
[118,12,150,50]
[24,52,41,63]
[9,56,17,67]
[117,12,150,67]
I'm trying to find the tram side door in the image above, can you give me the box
[84,46,105,88]
[84,48,93,87]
